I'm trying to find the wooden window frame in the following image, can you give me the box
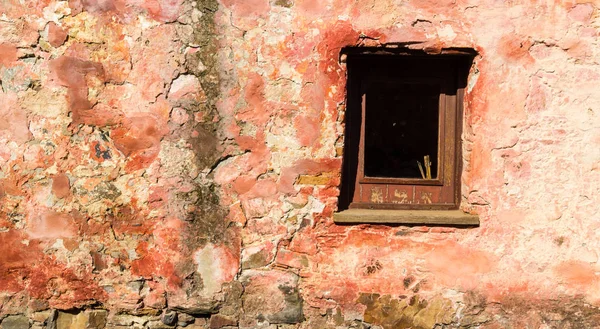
[337,48,476,215]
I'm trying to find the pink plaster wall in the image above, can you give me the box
[1,0,600,328]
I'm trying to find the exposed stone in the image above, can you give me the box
[168,299,220,316]
[240,271,304,327]
[1,315,30,329]
[146,321,174,329]
[44,310,57,329]
[31,311,52,323]
[208,314,236,329]
[143,291,167,310]
[296,174,333,185]
[273,250,308,269]
[267,285,305,324]
[274,0,294,8]
[160,312,177,326]
[55,310,107,329]
[85,311,108,329]
[358,294,450,329]
[28,300,50,313]
[175,313,195,327]
[106,315,147,327]
[241,241,276,270]
[217,282,243,319]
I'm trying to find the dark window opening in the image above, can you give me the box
[338,48,475,211]
[364,82,440,179]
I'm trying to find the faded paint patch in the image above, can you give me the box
[194,243,239,296]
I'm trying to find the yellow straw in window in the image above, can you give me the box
[424,155,432,179]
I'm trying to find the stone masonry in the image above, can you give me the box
[2,0,600,328]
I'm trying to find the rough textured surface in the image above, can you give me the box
[1,0,600,328]
[333,209,480,225]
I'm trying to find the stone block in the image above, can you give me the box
[143,289,167,310]
[208,314,236,329]
[274,250,308,269]
[296,174,332,185]
[145,321,174,329]
[240,270,304,327]
[175,313,195,327]
[86,311,108,329]
[56,310,107,329]
[30,311,52,323]
[160,312,177,326]
[1,315,30,329]
[241,241,276,270]
[106,314,147,327]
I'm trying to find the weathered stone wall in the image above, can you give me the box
[1,0,600,328]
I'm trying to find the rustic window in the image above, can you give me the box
[335,48,478,225]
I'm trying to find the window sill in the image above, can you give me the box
[333,209,479,226]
